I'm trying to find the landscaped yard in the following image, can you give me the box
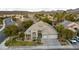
[58,39,69,45]
[55,24,76,45]
[5,38,42,46]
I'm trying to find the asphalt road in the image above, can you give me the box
[71,42,79,49]
[0,31,6,44]
[0,18,14,43]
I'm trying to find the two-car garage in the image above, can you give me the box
[42,34,60,46]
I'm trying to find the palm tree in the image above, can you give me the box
[65,13,77,22]
[53,11,66,22]
[63,29,76,40]
[18,32,25,41]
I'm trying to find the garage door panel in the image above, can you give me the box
[48,35,57,39]
[42,35,57,39]
[42,35,48,39]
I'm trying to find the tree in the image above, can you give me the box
[56,24,64,33]
[4,25,19,36]
[23,14,29,18]
[53,11,66,23]
[63,29,76,40]
[56,24,65,39]
[34,13,44,19]
[56,24,76,40]
[21,20,33,31]
[65,13,77,22]
[12,17,18,22]
[40,16,52,25]
[18,32,25,41]
[77,29,79,36]
[0,17,4,24]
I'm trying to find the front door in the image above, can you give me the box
[38,30,42,39]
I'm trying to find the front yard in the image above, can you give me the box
[5,38,42,46]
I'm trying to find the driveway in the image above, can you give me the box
[42,38,61,47]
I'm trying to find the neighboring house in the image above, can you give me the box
[14,15,24,21]
[25,21,58,40]
[3,14,24,21]
[60,20,79,32]
[4,18,15,26]
[76,21,79,25]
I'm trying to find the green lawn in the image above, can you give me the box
[5,39,42,46]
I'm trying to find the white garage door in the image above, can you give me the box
[42,35,57,39]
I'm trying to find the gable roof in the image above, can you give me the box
[60,20,79,32]
[4,18,15,26]
[25,21,58,35]
[60,20,72,27]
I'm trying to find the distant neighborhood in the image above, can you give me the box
[0,8,79,49]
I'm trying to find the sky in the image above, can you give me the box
[0,0,79,11]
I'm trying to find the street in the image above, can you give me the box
[0,18,15,42]
[71,42,79,49]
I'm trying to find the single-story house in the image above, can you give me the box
[25,21,58,40]
[60,20,79,32]
[4,18,15,26]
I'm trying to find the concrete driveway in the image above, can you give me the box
[42,38,61,46]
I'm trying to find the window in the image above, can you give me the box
[32,32,36,39]
[38,30,42,39]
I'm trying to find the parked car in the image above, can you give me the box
[75,36,79,42]
[69,39,77,44]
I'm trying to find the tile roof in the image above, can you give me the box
[25,21,58,35]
